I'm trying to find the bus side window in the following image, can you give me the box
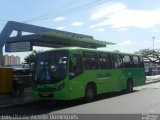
[69,54,83,76]
[83,51,99,70]
[133,56,139,68]
[139,56,144,68]
[123,55,132,68]
[112,54,123,68]
[99,53,112,69]
[75,54,83,75]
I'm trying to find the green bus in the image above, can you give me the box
[32,47,146,101]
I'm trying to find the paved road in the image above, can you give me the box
[54,82,160,114]
[0,82,160,115]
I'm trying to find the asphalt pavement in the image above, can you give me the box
[0,87,34,108]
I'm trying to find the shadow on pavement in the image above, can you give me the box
[0,90,139,115]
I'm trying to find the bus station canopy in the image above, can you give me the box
[6,32,113,49]
[0,21,114,64]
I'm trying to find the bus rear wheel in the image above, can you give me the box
[127,80,133,93]
[85,84,96,102]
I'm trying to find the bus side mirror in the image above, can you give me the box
[69,72,75,79]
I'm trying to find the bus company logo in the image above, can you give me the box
[142,114,158,120]
[97,73,112,80]
[37,85,44,89]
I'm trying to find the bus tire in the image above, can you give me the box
[127,79,133,93]
[85,84,96,102]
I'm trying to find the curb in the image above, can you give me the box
[145,79,160,84]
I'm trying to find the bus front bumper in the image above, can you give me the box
[32,90,69,100]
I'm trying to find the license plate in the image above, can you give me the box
[41,93,49,97]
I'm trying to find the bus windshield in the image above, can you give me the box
[33,50,68,83]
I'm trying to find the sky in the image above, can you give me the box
[1,0,160,62]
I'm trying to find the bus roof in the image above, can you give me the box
[41,47,142,56]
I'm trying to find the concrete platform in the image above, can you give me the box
[0,87,34,108]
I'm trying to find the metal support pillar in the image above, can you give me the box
[0,48,3,66]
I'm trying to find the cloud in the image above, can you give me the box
[117,28,127,31]
[71,21,84,26]
[118,40,132,46]
[90,2,160,29]
[90,2,127,20]
[56,26,66,30]
[53,16,66,22]
[152,24,160,33]
[155,39,160,43]
[95,28,105,32]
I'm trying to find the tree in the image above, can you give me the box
[135,49,160,65]
[24,50,41,64]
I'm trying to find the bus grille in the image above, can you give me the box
[37,88,56,92]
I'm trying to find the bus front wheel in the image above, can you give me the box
[85,84,96,102]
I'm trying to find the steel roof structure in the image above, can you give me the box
[0,21,113,65]
[6,32,108,49]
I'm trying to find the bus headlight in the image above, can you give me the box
[58,83,65,90]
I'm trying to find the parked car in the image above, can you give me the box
[10,64,31,75]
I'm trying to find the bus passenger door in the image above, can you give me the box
[68,53,84,99]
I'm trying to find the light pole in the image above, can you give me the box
[152,37,155,51]
[151,37,156,75]
[152,36,155,60]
